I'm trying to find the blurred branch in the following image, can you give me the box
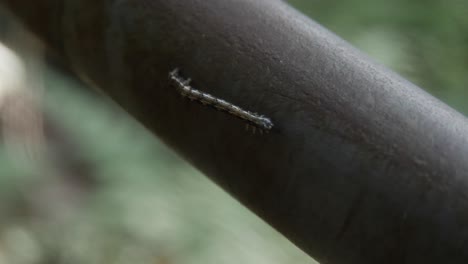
[1,1,468,263]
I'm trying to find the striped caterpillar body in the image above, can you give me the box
[169,68,273,133]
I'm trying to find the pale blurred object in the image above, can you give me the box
[0,42,44,167]
[0,43,25,99]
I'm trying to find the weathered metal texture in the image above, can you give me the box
[2,0,468,263]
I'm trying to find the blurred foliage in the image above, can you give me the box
[0,0,467,263]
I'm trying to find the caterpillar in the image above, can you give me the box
[169,68,273,133]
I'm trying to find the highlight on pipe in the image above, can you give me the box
[169,68,273,133]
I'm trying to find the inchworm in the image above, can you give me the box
[169,68,273,132]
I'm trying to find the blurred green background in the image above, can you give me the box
[0,0,467,263]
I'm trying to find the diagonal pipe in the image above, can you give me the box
[2,0,468,263]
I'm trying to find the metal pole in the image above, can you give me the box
[2,1,468,263]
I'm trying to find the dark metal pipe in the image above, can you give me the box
[2,0,468,263]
